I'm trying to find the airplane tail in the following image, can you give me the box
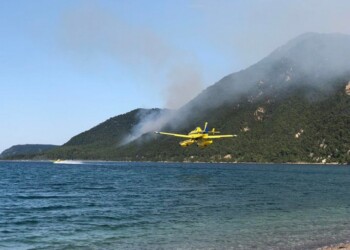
[203,122,209,133]
[210,128,220,134]
[203,122,221,134]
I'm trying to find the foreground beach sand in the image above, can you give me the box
[318,243,350,250]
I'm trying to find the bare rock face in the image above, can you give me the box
[346,81,350,95]
[224,154,232,160]
[295,129,304,139]
[254,107,266,121]
[242,126,250,132]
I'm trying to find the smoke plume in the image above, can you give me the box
[165,63,204,109]
[60,2,205,142]
[120,109,175,145]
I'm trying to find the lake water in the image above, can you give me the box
[1,161,350,250]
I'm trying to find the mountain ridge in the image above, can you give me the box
[35,33,350,163]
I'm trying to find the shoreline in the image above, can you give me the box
[0,159,348,165]
[318,242,350,250]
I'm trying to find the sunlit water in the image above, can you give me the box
[1,161,350,250]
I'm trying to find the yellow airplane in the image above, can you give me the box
[155,122,236,148]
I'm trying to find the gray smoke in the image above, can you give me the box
[59,2,205,143]
[164,63,204,109]
[60,2,205,106]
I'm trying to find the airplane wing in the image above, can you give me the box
[206,134,237,139]
[155,132,192,138]
[155,132,202,139]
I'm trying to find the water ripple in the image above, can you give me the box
[1,162,350,249]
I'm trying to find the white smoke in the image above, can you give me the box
[121,109,175,145]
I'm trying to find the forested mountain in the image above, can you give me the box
[0,144,58,159]
[45,33,350,163]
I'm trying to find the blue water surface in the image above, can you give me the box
[1,161,350,250]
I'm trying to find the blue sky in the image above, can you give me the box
[1,0,350,152]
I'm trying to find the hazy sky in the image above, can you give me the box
[1,0,350,152]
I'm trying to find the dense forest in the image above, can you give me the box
[42,78,350,164]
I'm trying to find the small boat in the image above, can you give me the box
[53,159,83,164]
